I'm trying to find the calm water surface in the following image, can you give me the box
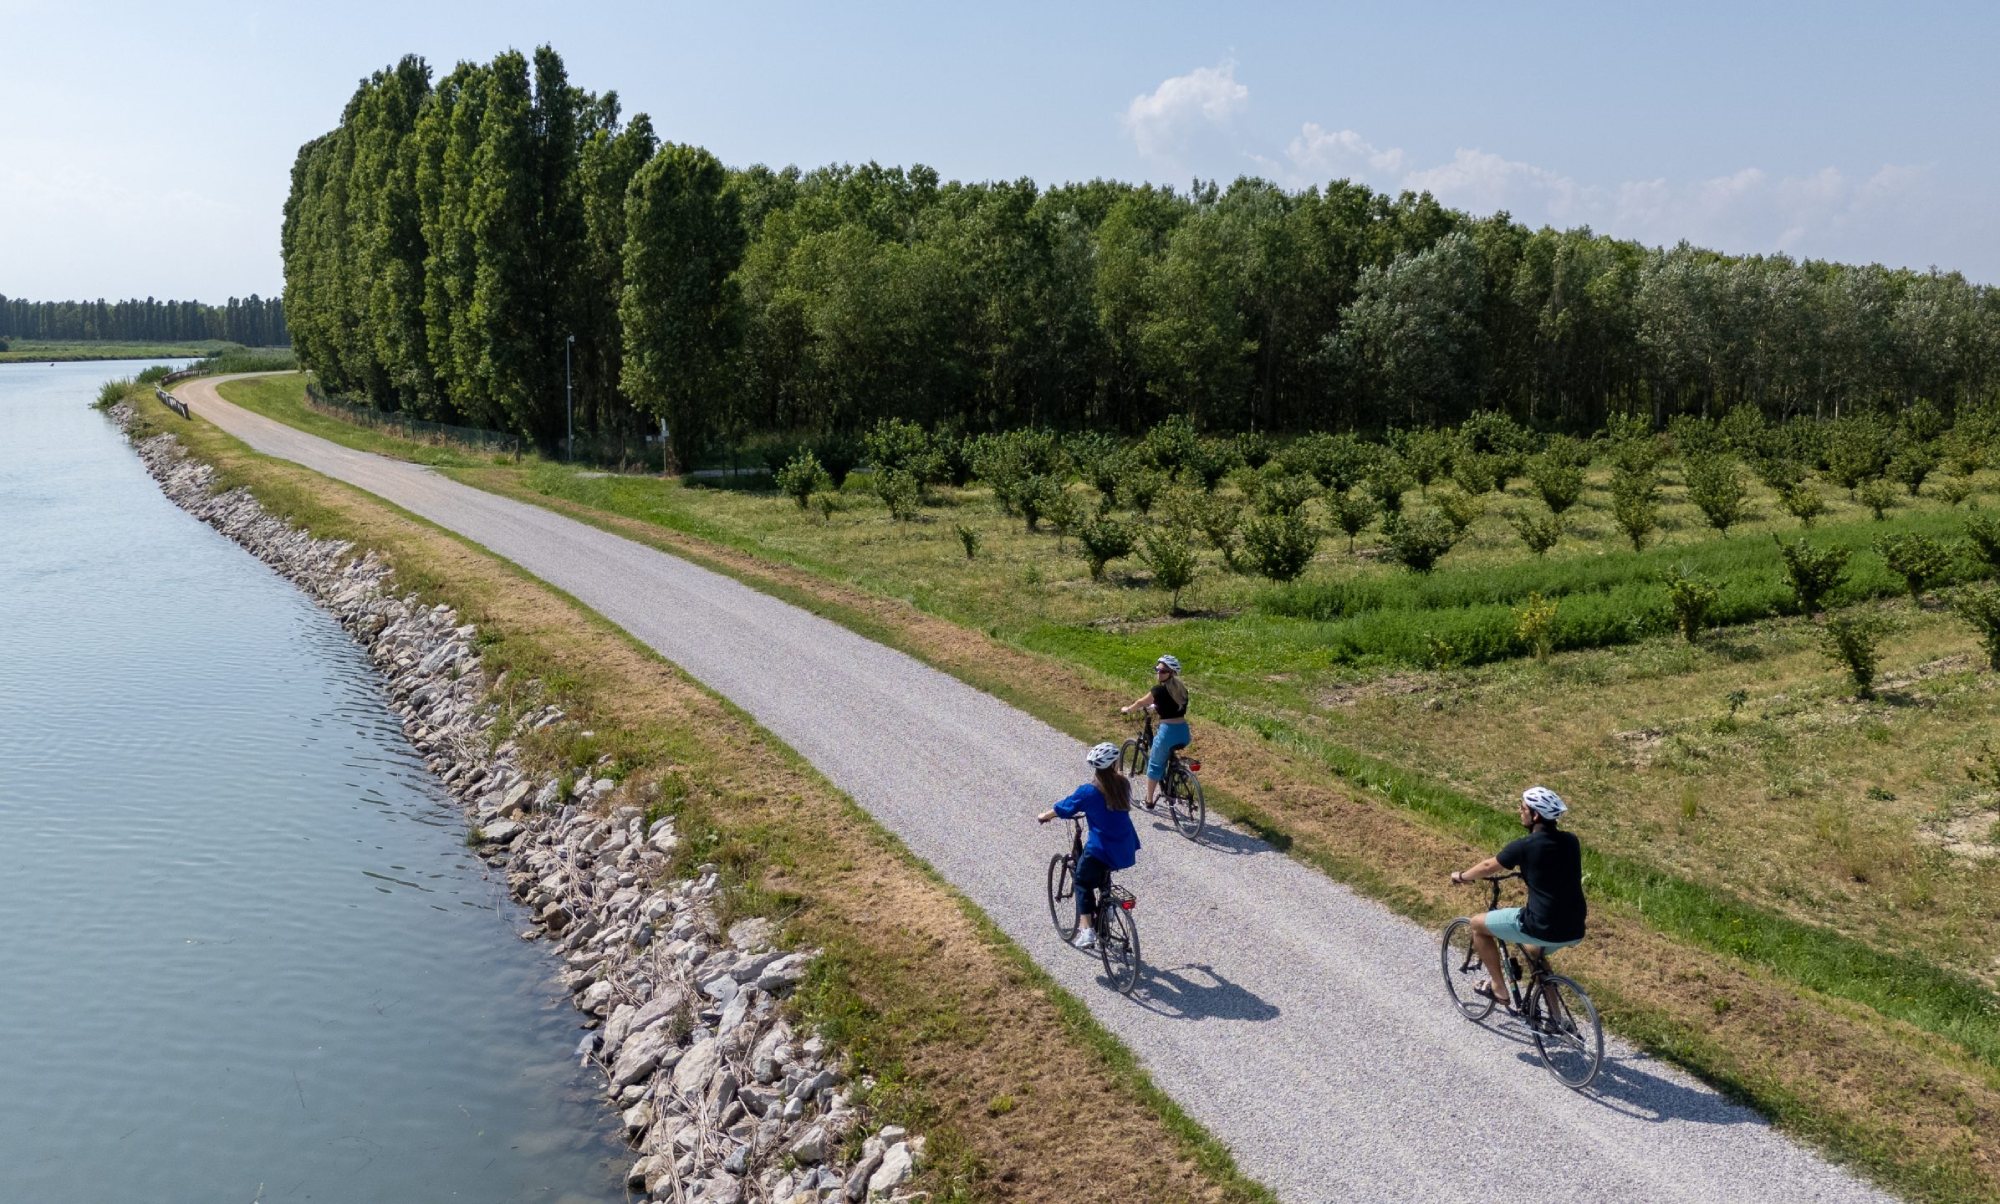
[0,363,623,1202]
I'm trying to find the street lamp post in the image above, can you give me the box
[565,334,575,462]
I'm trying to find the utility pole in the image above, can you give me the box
[565,334,575,462]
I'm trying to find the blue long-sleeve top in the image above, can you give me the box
[1052,782,1141,870]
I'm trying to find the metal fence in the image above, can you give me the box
[303,378,520,459]
[153,386,189,418]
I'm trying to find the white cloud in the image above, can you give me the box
[1274,120,1931,263]
[1123,63,1249,161]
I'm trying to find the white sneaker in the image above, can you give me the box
[1072,928,1097,949]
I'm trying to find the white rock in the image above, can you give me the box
[674,1036,723,1097]
[787,1124,828,1165]
[479,820,524,844]
[868,1142,913,1194]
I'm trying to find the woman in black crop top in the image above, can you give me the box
[1120,654,1191,810]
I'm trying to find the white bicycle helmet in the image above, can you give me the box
[1523,785,1568,820]
[1086,742,1122,769]
[1155,654,1182,674]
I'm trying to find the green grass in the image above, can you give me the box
[0,337,241,362]
[211,373,494,468]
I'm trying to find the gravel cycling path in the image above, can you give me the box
[177,376,1894,1204]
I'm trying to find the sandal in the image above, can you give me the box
[1473,983,1516,1012]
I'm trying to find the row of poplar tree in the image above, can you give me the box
[283,46,2000,465]
[0,294,288,347]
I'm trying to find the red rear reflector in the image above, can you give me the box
[1120,898,1135,910]
[1188,761,1201,772]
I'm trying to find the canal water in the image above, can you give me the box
[0,363,623,1202]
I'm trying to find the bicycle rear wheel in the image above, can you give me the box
[1165,765,1206,841]
[1047,854,1077,942]
[1528,974,1603,1089]
[1097,895,1142,995]
[1440,919,1496,1021]
[1120,737,1147,783]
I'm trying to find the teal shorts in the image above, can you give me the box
[1484,907,1582,950]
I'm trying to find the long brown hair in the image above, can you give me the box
[1161,675,1189,712]
[1095,765,1133,812]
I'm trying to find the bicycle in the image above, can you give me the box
[1441,872,1603,1089]
[1121,713,1206,841]
[1046,817,1143,994]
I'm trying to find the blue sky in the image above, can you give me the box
[3,1,1995,301]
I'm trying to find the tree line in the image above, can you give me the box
[283,46,2000,465]
[0,294,289,347]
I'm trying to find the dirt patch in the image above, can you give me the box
[1317,672,1435,709]
[1921,811,2000,861]
[1614,726,1670,769]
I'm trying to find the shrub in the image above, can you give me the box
[1255,473,1317,516]
[1514,591,1559,660]
[94,377,130,408]
[1014,473,1061,531]
[135,363,174,385]
[1284,432,1373,492]
[1078,518,1136,581]
[1192,495,1244,572]
[1044,485,1082,548]
[1509,506,1564,557]
[1611,489,1658,552]
[1935,475,1975,509]
[1778,481,1825,527]
[1944,421,1993,478]
[1685,455,1750,535]
[1065,431,1125,497]
[956,524,981,559]
[1435,488,1486,536]
[1142,526,1199,611]
[1329,489,1377,551]
[1460,409,1534,460]
[1609,433,1661,477]
[1965,514,2000,575]
[1395,427,1456,492]
[876,469,922,521]
[971,428,1064,512]
[1234,430,1274,469]
[1754,455,1807,492]
[1118,469,1166,515]
[1948,585,2000,670]
[1139,414,1201,476]
[1451,452,1498,496]
[1890,442,1939,497]
[864,417,945,485]
[1526,454,1584,515]
[1826,416,1892,492]
[1775,536,1850,615]
[1543,433,1593,470]
[1875,532,1954,601]
[1243,511,1322,582]
[1665,566,1720,643]
[1184,437,1242,492]
[1383,511,1461,573]
[1368,455,1415,515]
[1818,612,1893,698]
[1857,476,1897,521]
[776,450,830,510]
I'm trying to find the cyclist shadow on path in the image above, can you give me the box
[1494,1039,1761,1126]
[1138,813,1277,859]
[1127,961,1281,1023]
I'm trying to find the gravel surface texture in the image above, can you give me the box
[176,376,1896,1204]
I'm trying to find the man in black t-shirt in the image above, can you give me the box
[1450,786,1587,1008]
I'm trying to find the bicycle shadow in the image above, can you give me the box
[1524,1048,1764,1126]
[1135,812,1279,859]
[1130,961,1281,1023]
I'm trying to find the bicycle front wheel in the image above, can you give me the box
[1097,901,1142,995]
[1440,919,1496,1021]
[1166,766,1206,841]
[1047,854,1077,942]
[1529,974,1603,1089]
[1120,737,1147,782]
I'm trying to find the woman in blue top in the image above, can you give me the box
[1037,742,1142,949]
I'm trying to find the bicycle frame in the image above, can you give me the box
[1134,713,1200,776]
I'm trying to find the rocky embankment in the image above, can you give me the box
[116,408,924,1203]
